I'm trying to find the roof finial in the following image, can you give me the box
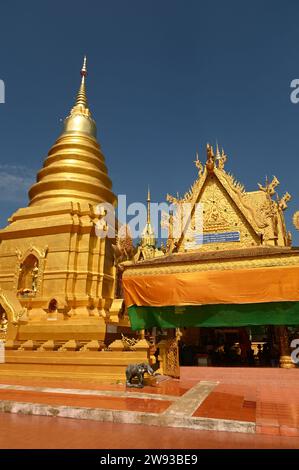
[81,56,87,77]
[74,56,88,109]
[194,149,203,176]
[206,143,214,160]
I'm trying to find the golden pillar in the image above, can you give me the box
[276,326,296,369]
[139,329,145,340]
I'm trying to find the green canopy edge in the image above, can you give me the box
[128,302,299,330]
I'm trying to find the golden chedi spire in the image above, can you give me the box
[74,56,88,108]
[29,57,116,207]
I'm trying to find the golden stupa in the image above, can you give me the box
[0,58,125,344]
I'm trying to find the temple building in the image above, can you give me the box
[0,58,128,346]
[122,144,299,369]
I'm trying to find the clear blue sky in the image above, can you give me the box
[0,0,298,244]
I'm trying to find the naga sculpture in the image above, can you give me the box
[125,362,154,388]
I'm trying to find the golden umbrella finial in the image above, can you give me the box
[74,56,88,109]
[81,56,87,77]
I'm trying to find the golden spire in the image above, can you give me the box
[60,56,96,138]
[147,186,151,224]
[74,56,88,109]
[141,187,155,247]
[28,58,116,207]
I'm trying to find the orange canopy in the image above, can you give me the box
[123,265,299,307]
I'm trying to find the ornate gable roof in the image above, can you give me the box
[165,144,290,252]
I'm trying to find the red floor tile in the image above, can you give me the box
[193,389,256,422]
[256,425,280,436]
[279,426,299,437]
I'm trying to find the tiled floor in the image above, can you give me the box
[0,412,298,449]
[0,367,298,438]
[184,367,299,437]
[256,385,299,436]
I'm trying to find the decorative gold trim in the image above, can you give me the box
[123,255,299,277]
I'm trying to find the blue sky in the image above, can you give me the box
[0,0,298,244]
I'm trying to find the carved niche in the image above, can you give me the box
[14,245,48,298]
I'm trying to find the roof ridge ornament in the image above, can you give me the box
[258,176,280,197]
[194,150,204,177]
[206,143,215,173]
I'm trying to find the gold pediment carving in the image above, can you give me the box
[201,185,231,232]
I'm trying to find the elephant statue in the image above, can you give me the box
[125,362,154,388]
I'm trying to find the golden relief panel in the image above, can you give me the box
[247,193,289,245]
[165,339,180,378]
[158,338,180,378]
[182,177,258,252]
[201,182,231,232]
